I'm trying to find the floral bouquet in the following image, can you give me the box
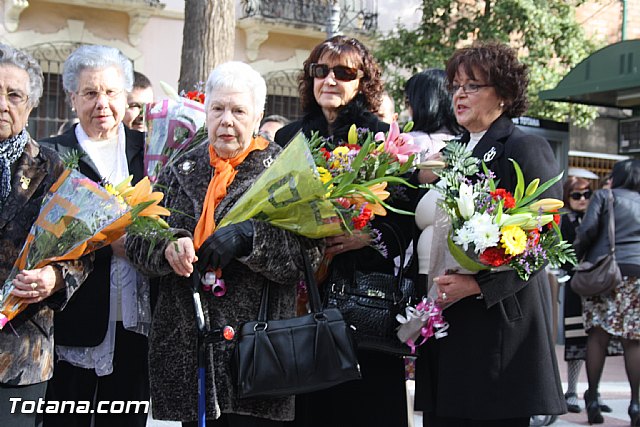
[309,122,419,238]
[144,95,207,183]
[429,141,576,281]
[0,169,169,329]
[220,122,419,239]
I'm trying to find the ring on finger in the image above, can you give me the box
[31,283,37,290]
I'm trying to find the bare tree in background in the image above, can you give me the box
[179,0,235,91]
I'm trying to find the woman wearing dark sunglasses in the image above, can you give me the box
[559,176,618,416]
[276,36,415,427]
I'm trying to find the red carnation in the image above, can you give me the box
[490,188,516,209]
[186,90,205,104]
[352,207,373,230]
[320,147,331,160]
[479,246,512,267]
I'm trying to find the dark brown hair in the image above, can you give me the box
[298,35,384,113]
[562,176,591,209]
[445,41,529,118]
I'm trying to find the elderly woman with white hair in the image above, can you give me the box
[40,44,148,427]
[0,43,92,427]
[125,61,323,426]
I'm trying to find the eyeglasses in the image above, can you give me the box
[570,190,592,200]
[309,63,364,82]
[450,83,493,94]
[0,91,29,106]
[77,89,124,102]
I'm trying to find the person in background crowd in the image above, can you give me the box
[414,41,566,427]
[259,114,289,141]
[376,91,398,124]
[123,71,153,132]
[559,176,616,414]
[0,42,92,427]
[405,68,463,286]
[276,34,417,427]
[41,44,148,427]
[125,61,323,426]
[574,159,640,426]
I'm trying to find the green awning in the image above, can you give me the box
[539,39,640,108]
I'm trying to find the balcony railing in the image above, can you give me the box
[241,0,378,33]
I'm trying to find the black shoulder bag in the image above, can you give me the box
[324,222,416,356]
[232,249,361,399]
[570,189,622,297]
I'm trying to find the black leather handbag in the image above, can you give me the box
[324,222,416,356]
[232,249,361,399]
[571,190,621,297]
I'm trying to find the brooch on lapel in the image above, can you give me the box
[19,175,31,190]
[483,147,497,163]
[178,160,196,175]
[262,156,274,168]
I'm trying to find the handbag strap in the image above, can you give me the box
[377,221,407,286]
[256,248,324,322]
[606,189,616,254]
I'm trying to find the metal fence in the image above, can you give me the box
[241,0,378,32]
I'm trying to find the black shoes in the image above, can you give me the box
[565,392,581,413]
[585,389,604,424]
[630,400,640,427]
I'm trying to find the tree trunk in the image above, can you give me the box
[179,0,235,91]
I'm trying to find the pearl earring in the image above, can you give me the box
[500,102,504,108]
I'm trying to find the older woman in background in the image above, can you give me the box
[415,41,566,426]
[125,61,322,427]
[0,43,91,427]
[41,44,148,427]
[574,159,640,426]
[276,35,416,427]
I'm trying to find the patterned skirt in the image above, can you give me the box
[583,275,640,340]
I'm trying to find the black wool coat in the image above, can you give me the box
[125,140,324,422]
[276,98,417,427]
[415,115,567,419]
[39,125,145,346]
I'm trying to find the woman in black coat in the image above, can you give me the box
[276,35,417,427]
[414,41,566,427]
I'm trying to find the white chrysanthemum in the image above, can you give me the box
[467,212,500,253]
[453,224,474,251]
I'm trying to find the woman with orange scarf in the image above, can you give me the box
[125,62,323,427]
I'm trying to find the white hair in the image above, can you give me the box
[62,45,133,94]
[205,61,266,115]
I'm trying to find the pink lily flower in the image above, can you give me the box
[375,121,420,164]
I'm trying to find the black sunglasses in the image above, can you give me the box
[570,190,592,200]
[309,63,364,82]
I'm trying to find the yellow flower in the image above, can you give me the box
[317,167,332,184]
[333,146,350,159]
[500,225,527,256]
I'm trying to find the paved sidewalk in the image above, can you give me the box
[148,345,631,427]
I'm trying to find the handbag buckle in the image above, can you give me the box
[367,289,385,298]
[253,322,268,332]
[331,283,345,295]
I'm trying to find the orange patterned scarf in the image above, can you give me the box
[193,136,269,250]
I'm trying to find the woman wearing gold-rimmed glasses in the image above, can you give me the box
[40,44,148,427]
